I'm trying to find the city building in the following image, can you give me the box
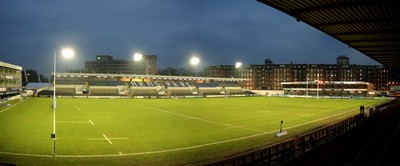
[337,55,349,65]
[84,55,157,75]
[204,56,398,91]
[0,61,22,99]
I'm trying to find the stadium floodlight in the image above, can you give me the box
[235,62,242,68]
[52,48,75,156]
[190,57,200,65]
[306,74,309,99]
[134,53,143,62]
[62,48,74,72]
[133,53,144,74]
[317,74,320,99]
[62,48,74,59]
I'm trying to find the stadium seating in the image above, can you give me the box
[33,76,246,97]
[57,80,86,85]
[198,88,222,95]
[56,88,76,95]
[90,88,119,96]
[168,88,194,96]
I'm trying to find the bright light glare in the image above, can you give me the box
[62,48,74,59]
[235,62,242,68]
[134,53,143,61]
[190,57,200,65]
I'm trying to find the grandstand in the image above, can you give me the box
[36,73,250,98]
[0,61,22,100]
[281,81,374,98]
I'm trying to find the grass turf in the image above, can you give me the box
[0,97,388,165]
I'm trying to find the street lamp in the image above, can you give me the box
[52,48,75,156]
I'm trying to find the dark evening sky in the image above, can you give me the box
[0,0,379,74]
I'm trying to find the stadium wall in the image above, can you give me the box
[250,90,284,96]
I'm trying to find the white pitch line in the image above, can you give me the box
[57,121,90,124]
[75,105,80,111]
[89,120,94,125]
[119,151,123,155]
[224,125,248,129]
[257,110,272,113]
[184,117,205,120]
[88,137,129,140]
[110,137,129,140]
[134,103,267,133]
[103,134,113,144]
[0,108,361,158]
[87,138,106,140]
[0,99,24,114]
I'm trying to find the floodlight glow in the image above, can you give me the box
[134,53,143,61]
[190,57,200,65]
[62,48,74,59]
[235,62,242,68]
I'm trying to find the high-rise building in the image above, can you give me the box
[84,55,157,75]
[138,55,157,75]
[204,56,398,91]
[337,55,349,65]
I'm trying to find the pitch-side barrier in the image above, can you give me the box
[195,98,400,166]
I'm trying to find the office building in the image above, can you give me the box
[204,56,397,91]
[84,55,157,75]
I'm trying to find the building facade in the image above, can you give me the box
[204,56,397,91]
[0,61,22,99]
[84,55,157,75]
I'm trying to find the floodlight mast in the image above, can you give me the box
[52,48,74,156]
[133,53,143,74]
[61,48,74,73]
[190,57,200,65]
[306,74,308,99]
[52,52,56,156]
[317,74,320,99]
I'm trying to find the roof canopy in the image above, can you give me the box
[258,0,400,69]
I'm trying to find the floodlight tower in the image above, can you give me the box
[317,74,320,99]
[306,74,309,99]
[61,48,74,73]
[189,57,200,76]
[52,48,74,156]
[190,57,200,66]
[234,62,242,78]
[133,53,143,74]
[235,62,242,69]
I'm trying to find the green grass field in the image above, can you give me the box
[0,97,388,165]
